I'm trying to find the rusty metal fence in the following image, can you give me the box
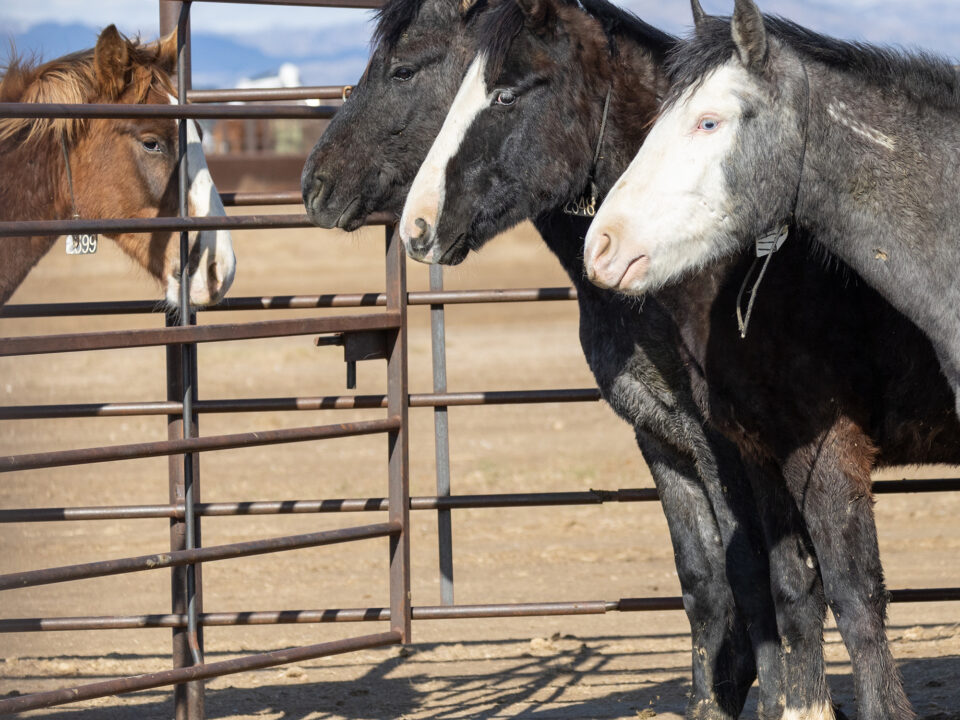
[1,0,959,717]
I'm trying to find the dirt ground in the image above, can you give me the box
[1,216,958,719]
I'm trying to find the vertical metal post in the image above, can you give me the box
[161,2,203,718]
[385,226,411,642]
[429,265,454,605]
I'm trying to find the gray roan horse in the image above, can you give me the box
[303,0,792,717]
[583,0,960,420]
[399,0,960,718]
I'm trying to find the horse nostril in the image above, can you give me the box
[594,233,612,261]
[303,172,326,210]
[413,217,430,240]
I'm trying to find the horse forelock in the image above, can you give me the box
[0,36,176,148]
[664,14,960,112]
[475,0,526,81]
[372,0,431,51]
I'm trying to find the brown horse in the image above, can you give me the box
[0,25,235,308]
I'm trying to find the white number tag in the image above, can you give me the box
[66,234,98,255]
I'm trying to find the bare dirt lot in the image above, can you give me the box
[1,217,958,719]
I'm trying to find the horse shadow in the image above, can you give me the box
[12,629,960,719]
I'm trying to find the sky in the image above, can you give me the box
[1,0,957,60]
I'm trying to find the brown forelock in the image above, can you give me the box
[0,33,176,147]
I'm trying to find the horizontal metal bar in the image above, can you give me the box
[0,213,307,238]
[0,211,396,238]
[0,311,400,357]
[0,287,576,318]
[220,190,304,206]
[0,522,400,591]
[0,631,400,715]
[0,102,338,121]
[870,478,960,494]
[0,388,600,420]
[0,416,400,473]
[188,86,351,103]
[3,588,955,634]
[0,505,181,522]
[0,489,659,523]
[3,479,955,523]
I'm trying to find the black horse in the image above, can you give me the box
[304,1,799,718]
[396,0,960,718]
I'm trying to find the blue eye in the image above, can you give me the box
[494,90,517,106]
[697,116,720,132]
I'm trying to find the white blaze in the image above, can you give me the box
[165,94,236,307]
[584,59,752,295]
[399,54,492,261]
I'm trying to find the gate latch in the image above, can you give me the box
[315,330,388,389]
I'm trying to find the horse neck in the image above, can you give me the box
[799,66,960,346]
[537,41,668,287]
[0,135,71,304]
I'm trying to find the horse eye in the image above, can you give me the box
[392,67,416,82]
[141,138,162,153]
[494,90,517,106]
[697,117,720,132]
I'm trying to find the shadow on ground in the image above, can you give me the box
[8,630,960,720]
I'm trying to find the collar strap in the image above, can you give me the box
[736,62,811,338]
[563,87,612,217]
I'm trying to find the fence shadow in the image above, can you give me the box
[9,633,960,720]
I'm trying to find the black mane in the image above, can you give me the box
[578,0,676,60]
[372,0,429,50]
[667,14,960,110]
[476,0,677,81]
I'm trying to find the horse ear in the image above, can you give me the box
[94,25,131,98]
[731,0,767,72]
[154,29,179,74]
[690,0,708,30]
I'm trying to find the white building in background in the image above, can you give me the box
[237,62,320,106]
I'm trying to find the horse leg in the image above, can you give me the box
[636,430,756,720]
[782,420,914,720]
[695,431,787,720]
[747,462,838,720]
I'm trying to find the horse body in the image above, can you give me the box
[0,26,235,308]
[797,64,960,417]
[303,1,780,717]
[399,0,960,717]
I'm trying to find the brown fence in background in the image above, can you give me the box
[1,1,959,717]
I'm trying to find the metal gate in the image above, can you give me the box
[1,1,959,716]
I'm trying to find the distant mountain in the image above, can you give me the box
[4,20,373,89]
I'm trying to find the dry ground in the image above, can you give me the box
[1,216,958,718]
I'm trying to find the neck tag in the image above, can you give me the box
[755,224,789,257]
[66,234,98,255]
